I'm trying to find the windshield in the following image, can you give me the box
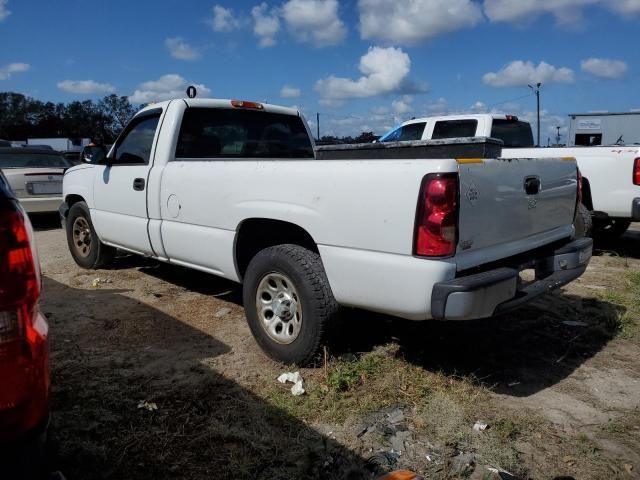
[491,120,534,148]
[0,152,71,169]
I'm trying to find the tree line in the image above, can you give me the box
[0,91,378,145]
[0,92,137,143]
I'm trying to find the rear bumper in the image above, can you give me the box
[632,198,640,221]
[431,237,593,320]
[17,196,63,213]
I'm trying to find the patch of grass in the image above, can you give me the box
[328,351,384,391]
[598,272,640,340]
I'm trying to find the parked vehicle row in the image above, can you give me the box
[379,114,640,238]
[59,98,592,365]
[0,148,71,214]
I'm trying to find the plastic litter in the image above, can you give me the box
[562,320,588,327]
[377,471,424,480]
[473,421,489,432]
[91,277,112,288]
[277,371,305,396]
[137,400,158,411]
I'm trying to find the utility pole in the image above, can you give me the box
[316,112,320,140]
[555,126,561,145]
[528,82,542,146]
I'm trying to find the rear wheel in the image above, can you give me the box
[242,244,339,365]
[65,201,115,269]
[573,203,593,238]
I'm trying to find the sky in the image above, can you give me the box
[1,0,639,140]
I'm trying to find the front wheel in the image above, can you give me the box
[594,218,631,240]
[242,244,339,365]
[65,201,115,269]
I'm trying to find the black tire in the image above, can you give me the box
[242,244,339,365]
[573,202,593,238]
[65,201,115,269]
[594,218,631,240]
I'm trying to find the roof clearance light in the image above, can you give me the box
[231,100,264,110]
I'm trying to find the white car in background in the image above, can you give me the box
[0,147,71,213]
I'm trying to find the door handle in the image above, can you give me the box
[133,178,145,191]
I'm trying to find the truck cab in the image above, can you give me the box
[379,114,534,148]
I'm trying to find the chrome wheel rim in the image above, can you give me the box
[256,272,302,345]
[72,217,92,258]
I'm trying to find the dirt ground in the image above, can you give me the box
[32,215,640,479]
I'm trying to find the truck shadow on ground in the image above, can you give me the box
[338,292,625,398]
[117,257,625,399]
[42,277,371,480]
[593,227,640,259]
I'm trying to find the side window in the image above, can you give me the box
[432,120,478,139]
[380,123,425,142]
[111,114,161,165]
[398,122,425,141]
[175,108,314,159]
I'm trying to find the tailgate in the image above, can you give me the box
[455,157,577,270]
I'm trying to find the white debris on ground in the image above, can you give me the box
[137,400,158,411]
[472,421,489,432]
[277,371,305,396]
[91,277,112,288]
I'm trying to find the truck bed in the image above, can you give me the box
[315,137,503,160]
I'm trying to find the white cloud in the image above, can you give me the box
[0,62,30,80]
[315,46,412,100]
[359,0,482,45]
[252,3,280,47]
[392,95,413,114]
[483,61,575,87]
[0,0,10,21]
[282,0,346,47]
[581,57,628,79]
[209,5,240,32]
[57,79,115,95]
[280,85,301,98]
[130,74,211,104]
[607,0,640,15]
[469,101,488,113]
[165,37,201,61]
[484,0,640,25]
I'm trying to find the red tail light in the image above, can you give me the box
[634,158,640,186]
[414,173,459,257]
[0,206,49,440]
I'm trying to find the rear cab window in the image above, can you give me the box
[491,120,534,148]
[175,108,314,159]
[379,122,426,142]
[431,120,478,139]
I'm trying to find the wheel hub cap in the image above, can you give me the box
[72,217,92,258]
[256,273,302,345]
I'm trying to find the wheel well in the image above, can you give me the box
[235,218,318,280]
[581,176,593,211]
[65,194,85,207]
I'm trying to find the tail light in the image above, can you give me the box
[634,158,640,186]
[414,173,459,257]
[0,205,48,440]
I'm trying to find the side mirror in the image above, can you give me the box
[81,145,107,164]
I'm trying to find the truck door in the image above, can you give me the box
[92,109,162,255]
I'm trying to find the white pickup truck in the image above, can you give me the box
[60,98,592,365]
[380,114,640,238]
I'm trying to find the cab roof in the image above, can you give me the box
[135,98,300,118]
